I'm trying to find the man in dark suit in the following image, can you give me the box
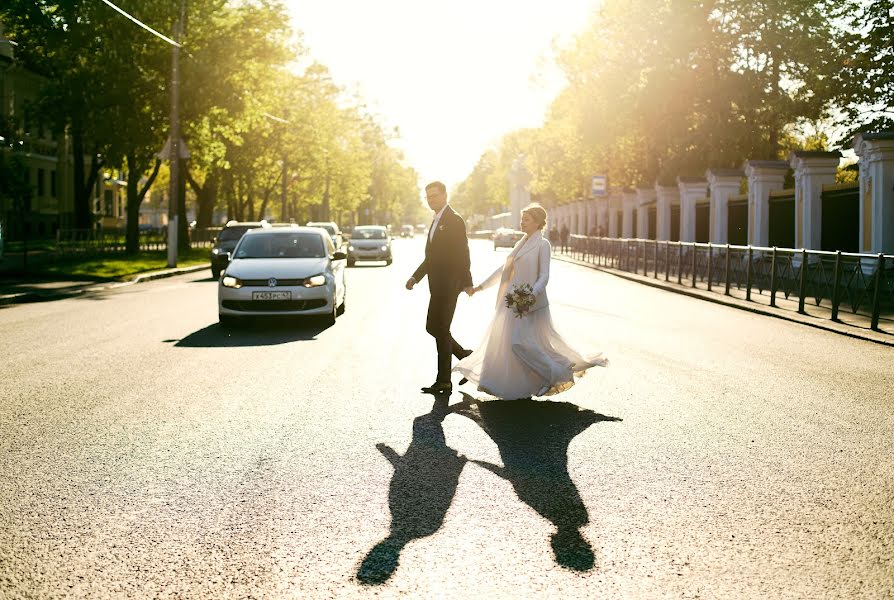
[406,181,474,394]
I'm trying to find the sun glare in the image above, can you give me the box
[284,0,600,188]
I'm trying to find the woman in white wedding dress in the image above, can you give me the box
[454,204,607,400]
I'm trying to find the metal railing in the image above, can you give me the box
[561,235,894,333]
[54,227,220,255]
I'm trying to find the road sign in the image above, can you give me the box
[591,175,607,197]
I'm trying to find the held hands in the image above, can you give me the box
[464,286,477,296]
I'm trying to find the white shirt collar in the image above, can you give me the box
[429,204,449,240]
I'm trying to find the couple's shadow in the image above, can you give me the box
[357,393,622,585]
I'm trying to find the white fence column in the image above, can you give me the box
[743,160,789,248]
[622,190,636,238]
[853,132,894,255]
[789,151,840,251]
[706,169,743,245]
[635,187,655,239]
[677,177,707,243]
[655,183,679,241]
[609,194,621,237]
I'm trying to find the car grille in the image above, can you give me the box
[240,279,304,287]
[222,299,327,312]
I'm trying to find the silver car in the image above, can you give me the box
[218,227,347,326]
[347,225,392,266]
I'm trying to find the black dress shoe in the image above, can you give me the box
[421,382,452,394]
[458,377,469,385]
[457,348,473,360]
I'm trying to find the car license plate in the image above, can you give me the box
[252,291,291,300]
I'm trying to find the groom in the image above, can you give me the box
[405,181,474,394]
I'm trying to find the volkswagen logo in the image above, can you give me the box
[267,278,277,287]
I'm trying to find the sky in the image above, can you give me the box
[284,0,600,190]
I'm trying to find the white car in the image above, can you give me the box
[347,225,392,266]
[218,227,347,326]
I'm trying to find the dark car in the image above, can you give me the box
[210,220,270,278]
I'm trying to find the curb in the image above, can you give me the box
[0,263,211,307]
[553,253,894,348]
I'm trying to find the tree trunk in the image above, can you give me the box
[177,159,189,252]
[71,127,91,230]
[188,168,219,229]
[126,155,162,254]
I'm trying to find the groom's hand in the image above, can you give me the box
[405,277,416,290]
[463,286,474,296]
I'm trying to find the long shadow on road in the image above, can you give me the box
[357,394,621,584]
[172,318,330,347]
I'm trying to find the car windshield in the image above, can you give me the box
[219,226,253,242]
[308,223,337,236]
[235,233,326,259]
[352,228,386,240]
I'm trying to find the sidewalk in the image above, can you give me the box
[553,252,894,347]
[0,263,211,307]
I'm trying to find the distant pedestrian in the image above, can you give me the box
[560,224,569,253]
[548,226,559,250]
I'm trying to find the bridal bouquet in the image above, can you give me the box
[505,283,536,318]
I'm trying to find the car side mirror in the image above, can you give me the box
[331,251,347,261]
[222,252,231,262]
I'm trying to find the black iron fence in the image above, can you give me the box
[54,227,220,256]
[562,234,894,333]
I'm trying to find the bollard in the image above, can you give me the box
[677,242,683,285]
[665,241,670,281]
[746,246,753,301]
[724,244,731,296]
[797,248,808,314]
[831,250,842,321]
[707,243,713,292]
[691,243,697,288]
[871,253,884,331]
[770,246,778,307]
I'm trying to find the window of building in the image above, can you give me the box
[51,171,57,198]
[104,190,114,217]
[37,168,45,197]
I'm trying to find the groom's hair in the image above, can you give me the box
[425,181,447,195]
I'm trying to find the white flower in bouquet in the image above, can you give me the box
[504,283,536,318]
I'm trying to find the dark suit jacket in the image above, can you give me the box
[412,205,473,296]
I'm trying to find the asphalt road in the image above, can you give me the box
[1,237,892,599]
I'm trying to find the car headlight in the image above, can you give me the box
[348,245,354,251]
[211,247,220,255]
[380,245,388,251]
[304,274,326,287]
[221,275,243,288]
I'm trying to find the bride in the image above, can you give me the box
[454,204,607,400]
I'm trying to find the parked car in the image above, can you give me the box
[210,220,270,278]
[400,224,414,238]
[218,227,347,326]
[306,221,342,249]
[493,227,524,249]
[347,225,392,266]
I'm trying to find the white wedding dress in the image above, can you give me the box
[453,229,607,399]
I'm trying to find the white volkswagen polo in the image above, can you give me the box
[218,226,347,327]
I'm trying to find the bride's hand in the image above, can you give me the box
[464,286,475,296]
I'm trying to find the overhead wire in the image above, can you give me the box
[99,0,181,48]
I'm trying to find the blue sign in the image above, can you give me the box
[591,175,607,197]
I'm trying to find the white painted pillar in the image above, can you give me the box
[635,187,655,239]
[677,177,707,243]
[608,194,620,238]
[655,184,680,241]
[622,190,636,238]
[853,132,894,255]
[743,160,789,248]
[789,151,840,250]
[706,169,743,245]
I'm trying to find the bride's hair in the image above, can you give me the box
[522,204,547,230]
